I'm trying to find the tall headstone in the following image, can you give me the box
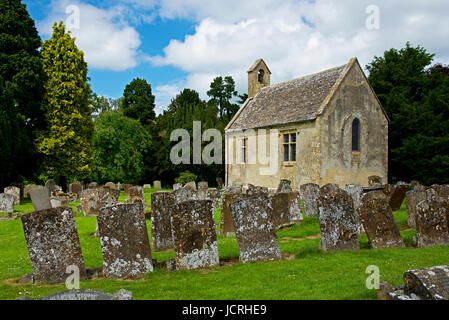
[415,189,449,248]
[170,200,219,270]
[300,183,320,217]
[389,182,411,211]
[359,191,405,249]
[98,204,153,279]
[318,185,360,252]
[405,190,427,228]
[151,191,175,251]
[80,189,104,216]
[70,182,83,200]
[21,207,86,284]
[0,193,15,216]
[29,186,52,212]
[153,181,162,189]
[230,194,282,263]
[220,191,243,237]
[4,186,20,206]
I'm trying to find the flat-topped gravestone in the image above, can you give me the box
[220,191,244,237]
[359,191,405,249]
[170,200,219,270]
[4,186,20,205]
[143,184,151,189]
[0,193,14,215]
[21,207,86,284]
[404,265,449,300]
[172,187,199,203]
[318,185,360,252]
[153,181,162,189]
[98,204,153,279]
[415,189,449,248]
[300,183,320,217]
[230,194,282,263]
[406,190,427,228]
[389,182,411,211]
[277,180,293,193]
[29,186,52,212]
[151,192,175,251]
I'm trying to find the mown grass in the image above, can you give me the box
[0,193,448,300]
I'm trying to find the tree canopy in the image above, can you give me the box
[121,78,156,126]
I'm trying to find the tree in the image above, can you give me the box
[36,22,94,190]
[367,43,449,184]
[207,76,239,122]
[0,0,45,184]
[121,78,156,126]
[91,111,151,184]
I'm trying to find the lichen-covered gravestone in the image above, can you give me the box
[230,194,282,263]
[173,183,182,191]
[300,183,320,217]
[403,265,449,300]
[405,190,427,228]
[172,186,199,203]
[170,200,219,270]
[197,181,208,199]
[270,192,303,228]
[80,189,104,216]
[220,191,244,237]
[0,193,15,216]
[388,182,411,211]
[318,185,360,252]
[431,184,449,201]
[128,186,146,208]
[368,175,382,187]
[359,191,405,249]
[98,203,153,279]
[151,191,175,251]
[29,186,52,212]
[4,186,20,206]
[207,188,221,211]
[415,189,449,248]
[21,207,87,283]
[246,184,269,196]
[343,184,364,211]
[69,182,83,200]
[277,180,293,193]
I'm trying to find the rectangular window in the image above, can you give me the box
[283,133,297,163]
[242,138,247,163]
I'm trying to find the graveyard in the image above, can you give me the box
[0,183,448,300]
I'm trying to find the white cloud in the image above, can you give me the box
[39,0,142,71]
[148,0,449,102]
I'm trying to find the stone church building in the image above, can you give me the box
[225,58,389,190]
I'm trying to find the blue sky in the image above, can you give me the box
[22,0,449,114]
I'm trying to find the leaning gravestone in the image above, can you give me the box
[153,181,162,189]
[405,189,427,228]
[389,182,411,211]
[415,189,449,248]
[170,200,219,270]
[403,265,449,300]
[4,186,20,206]
[318,185,360,252]
[98,203,153,279]
[29,186,52,212]
[300,183,320,217]
[230,194,282,263]
[151,192,175,251]
[184,181,197,191]
[24,184,37,198]
[382,184,396,199]
[0,193,15,216]
[21,207,87,283]
[359,190,405,249]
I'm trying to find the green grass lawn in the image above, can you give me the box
[0,192,448,300]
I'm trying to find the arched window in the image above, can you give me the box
[352,118,360,152]
[258,69,265,83]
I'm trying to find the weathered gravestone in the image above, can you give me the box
[173,183,182,191]
[69,182,83,200]
[246,184,268,196]
[143,184,151,190]
[151,191,175,251]
[318,185,360,252]
[431,184,449,201]
[382,184,396,199]
[300,183,320,217]
[197,182,208,199]
[127,186,146,208]
[277,180,293,193]
[39,289,133,301]
[230,194,282,263]
[270,192,303,228]
[105,182,116,189]
[12,183,24,202]
[21,207,87,283]
[207,188,221,211]
[170,200,219,270]
[343,184,364,211]
[80,189,104,216]
[4,186,20,205]
[220,191,244,237]
[0,193,15,216]
[29,186,52,212]
[24,184,37,198]
[406,189,427,228]
[153,181,162,189]
[415,189,449,248]
[45,179,58,197]
[184,181,197,191]
[368,175,383,187]
[98,203,153,278]
[172,186,199,203]
[389,182,411,212]
[359,191,405,249]
[88,182,99,189]
[403,265,449,300]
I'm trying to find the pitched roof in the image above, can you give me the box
[227,59,354,131]
[247,58,272,74]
